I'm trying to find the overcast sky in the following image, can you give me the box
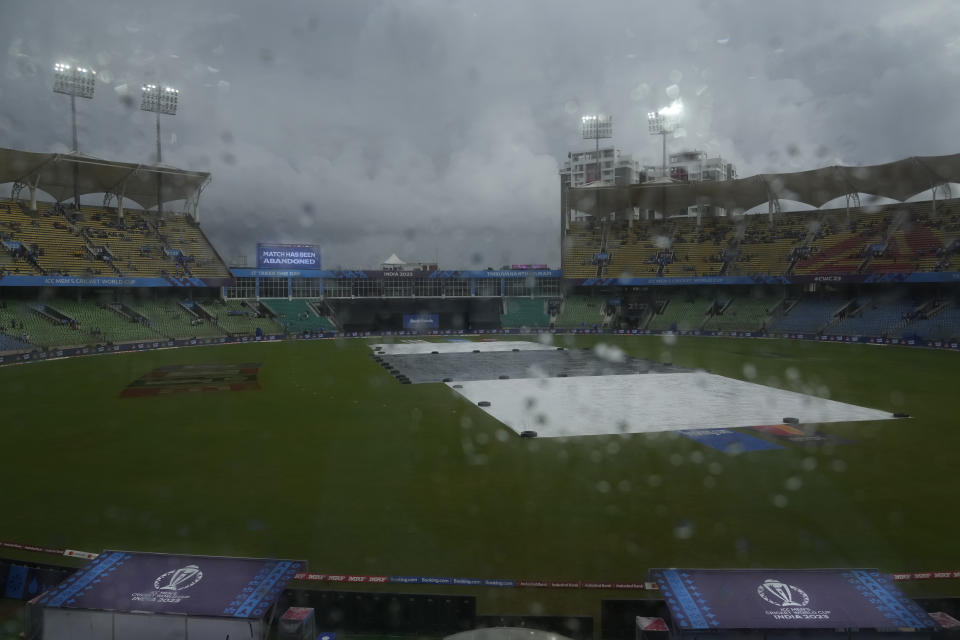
[2,0,959,268]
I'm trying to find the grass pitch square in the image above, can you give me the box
[120,362,262,398]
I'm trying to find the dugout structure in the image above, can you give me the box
[27,550,303,640]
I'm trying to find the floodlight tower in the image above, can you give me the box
[53,62,96,207]
[647,100,682,179]
[140,84,179,215]
[580,115,613,185]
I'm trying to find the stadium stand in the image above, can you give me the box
[702,295,776,332]
[0,199,229,279]
[554,295,605,328]
[767,297,849,334]
[0,300,89,347]
[647,295,711,331]
[501,297,550,328]
[0,327,30,353]
[572,200,959,280]
[902,300,960,341]
[728,213,806,276]
[561,220,603,278]
[44,298,160,343]
[198,299,283,336]
[262,299,337,333]
[125,298,227,340]
[822,294,917,337]
[158,215,231,279]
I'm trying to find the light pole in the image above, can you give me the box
[53,62,96,208]
[141,84,179,216]
[580,115,613,185]
[647,99,682,180]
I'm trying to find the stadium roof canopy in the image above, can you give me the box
[0,146,210,209]
[568,152,960,214]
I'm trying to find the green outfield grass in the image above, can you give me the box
[1,334,959,619]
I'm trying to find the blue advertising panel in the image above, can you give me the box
[0,274,232,288]
[34,551,303,619]
[256,243,321,268]
[651,568,934,630]
[403,313,440,330]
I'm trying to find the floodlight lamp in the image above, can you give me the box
[580,114,612,140]
[648,112,664,134]
[141,82,179,115]
[52,62,96,98]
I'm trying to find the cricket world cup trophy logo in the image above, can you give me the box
[757,578,810,607]
[154,564,204,591]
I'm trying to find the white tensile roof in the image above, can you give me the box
[0,146,210,209]
[569,152,960,214]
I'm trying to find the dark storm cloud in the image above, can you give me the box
[1,0,957,267]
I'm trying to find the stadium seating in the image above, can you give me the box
[501,297,550,327]
[902,301,960,341]
[0,199,229,279]
[647,296,711,331]
[157,215,231,279]
[702,295,776,332]
[262,299,337,332]
[822,296,916,337]
[554,295,605,328]
[44,299,160,344]
[728,214,806,276]
[565,199,960,280]
[561,220,603,278]
[0,329,30,353]
[125,298,227,339]
[767,298,848,334]
[198,300,283,336]
[0,300,89,347]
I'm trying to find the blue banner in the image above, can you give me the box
[0,274,231,288]
[256,243,321,269]
[403,313,440,330]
